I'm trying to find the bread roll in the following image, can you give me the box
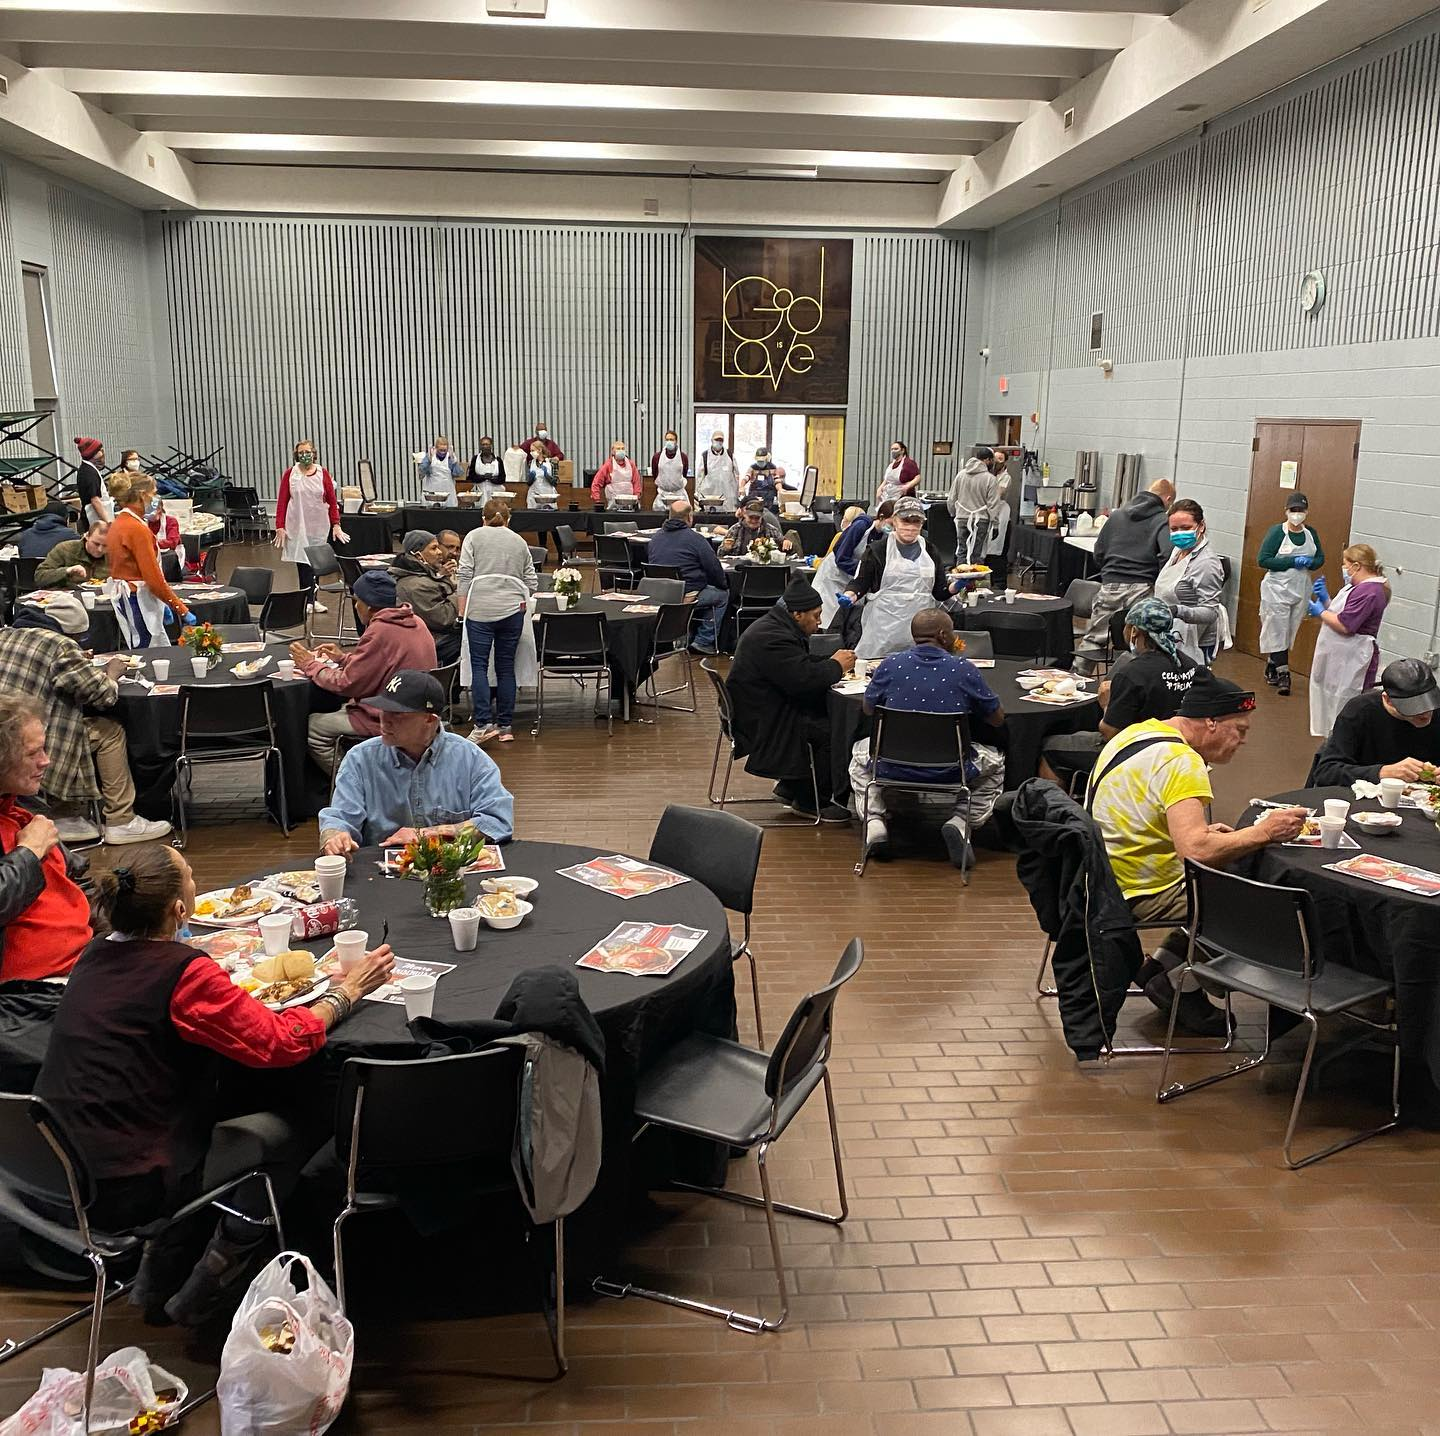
[252,951,316,983]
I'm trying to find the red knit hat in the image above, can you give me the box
[74,437,102,462]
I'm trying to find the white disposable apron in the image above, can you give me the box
[857,533,935,661]
[527,463,558,507]
[1258,525,1317,654]
[279,465,330,565]
[109,510,171,649]
[1154,544,1232,664]
[813,549,847,627]
[652,452,688,509]
[1308,579,1382,739]
[605,460,639,505]
[697,451,739,508]
[460,575,538,693]
[875,460,907,509]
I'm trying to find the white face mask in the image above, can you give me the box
[1286,512,1306,527]
[124,458,141,473]
[536,428,548,439]
[711,441,723,452]
[613,449,626,462]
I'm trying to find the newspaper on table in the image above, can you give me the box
[1323,853,1440,897]
[576,921,708,976]
[558,854,689,899]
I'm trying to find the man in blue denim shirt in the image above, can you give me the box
[849,608,1006,871]
[317,671,514,854]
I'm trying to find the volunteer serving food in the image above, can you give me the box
[1255,490,1324,697]
[1308,543,1391,739]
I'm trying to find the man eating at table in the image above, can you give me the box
[1309,657,1440,786]
[317,671,514,855]
[291,570,437,774]
[1089,672,1307,1035]
[718,500,791,556]
[34,520,111,590]
[850,607,1006,872]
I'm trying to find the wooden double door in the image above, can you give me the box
[1234,420,1361,676]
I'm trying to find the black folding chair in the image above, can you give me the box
[643,562,683,582]
[304,541,355,642]
[160,548,183,584]
[854,709,972,880]
[594,534,639,592]
[198,543,222,581]
[600,519,639,534]
[637,576,685,605]
[699,659,819,826]
[13,555,40,593]
[1064,577,1099,636]
[212,623,263,643]
[229,565,274,614]
[222,484,269,541]
[0,1094,285,1431]
[734,565,789,641]
[1157,860,1399,1168]
[527,544,548,570]
[971,608,1048,662]
[637,602,697,716]
[258,587,309,641]
[430,660,462,720]
[650,804,765,1041]
[553,525,593,588]
[956,629,993,661]
[594,940,860,1332]
[174,680,289,845]
[331,1048,566,1374]
[533,610,612,738]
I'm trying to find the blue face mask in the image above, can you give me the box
[1170,530,1198,551]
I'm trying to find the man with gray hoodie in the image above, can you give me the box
[1073,477,1174,677]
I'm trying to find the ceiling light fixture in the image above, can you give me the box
[742,166,819,179]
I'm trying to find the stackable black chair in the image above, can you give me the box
[594,940,861,1333]
[734,565,789,641]
[643,562,683,582]
[637,602,697,715]
[331,1049,566,1375]
[304,541,355,641]
[1064,577,1099,637]
[533,610,612,738]
[229,565,274,616]
[174,680,289,845]
[1157,861,1399,1169]
[956,629,993,661]
[650,804,765,1041]
[854,709,972,880]
[0,1095,286,1431]
[594,534,640,591]
[970,608,1048,663]
[637,576,685,605]
[528,544,548,569]
[258,587,309,641]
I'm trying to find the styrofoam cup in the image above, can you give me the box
[277,658,296,679]
[314,854,347,900]
[449,907,481,952]
[258,911,293,956]
[1005,588,1016,604]
[1379,777,1405,809]
[333,929,368,972]
[151,659,170,681]
[1317,816,1345,849]
[1323,799,1350,822]
[399,973,437,1020]
[191,657,209,679]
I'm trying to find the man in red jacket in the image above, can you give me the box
[291,570,437,773]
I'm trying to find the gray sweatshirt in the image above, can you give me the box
[456,524,538,622]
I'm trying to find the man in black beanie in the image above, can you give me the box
[1088,670,1307,1034]
[725,578,855,820]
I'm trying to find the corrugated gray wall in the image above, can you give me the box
[47,183,157,451]
[848,232,971,496]
[160,216,690,497]
[0,166,31,412]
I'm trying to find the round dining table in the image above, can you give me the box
[956,590,1074,666]
[229,840,737,1268]
[532,592,663,719]
[828,656,1100,798]
[21,582,250,652]
[110,639,332,825]
[1244,786,1440,1122]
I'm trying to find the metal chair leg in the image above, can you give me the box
[332,1205,353,1312]
[1157,970,1265,1097]
[1036,936,1057,998]
[82,1251,106,1431]
[1283,1014,1401,1169]
[0,1274,129,1365]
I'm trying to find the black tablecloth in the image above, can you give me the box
[401,505,679,539]
[274,841,737,1267]
[335,512,401,556]
[111,641,331,824]
[1011,526,1097,596]
[1246,786,1440,1121]
[957,593,1074,666]
[532,593,661,700]
[71,584,250,652]
[828,656,1100,798]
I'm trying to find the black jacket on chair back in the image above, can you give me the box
[996,779,1144,1060]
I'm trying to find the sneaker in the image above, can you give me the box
[497,728,515,743]
[689,643,719,656]
[164,1229,269,1330]
[104,815,172,846]
[1276,669,1291,697]
[310,599,328,613]
[1264,662,1279,686]
[818,802,851,824]
[54,816,100,844]
[942,816,974,873]
[469,724,500,746]
[864,818,890,857]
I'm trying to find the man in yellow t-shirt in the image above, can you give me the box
[1088,672,1306,1034]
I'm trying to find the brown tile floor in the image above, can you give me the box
[3,548,1439,1434]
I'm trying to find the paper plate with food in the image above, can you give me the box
[191,883,291,927]
[478,890,532,929]
[242,951,330,1010]
[257,869,321,903]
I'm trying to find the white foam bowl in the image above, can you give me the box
[480,897,533,930]
[1351,811,1403,833]
[1017,676,1046,691]
[481,876,538,899]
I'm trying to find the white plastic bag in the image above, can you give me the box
[0,1346,187,1436]
[216,1251,354,1436]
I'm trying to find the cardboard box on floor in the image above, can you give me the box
[2,482,45,513]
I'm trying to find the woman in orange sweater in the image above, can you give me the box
[105,472,194,647]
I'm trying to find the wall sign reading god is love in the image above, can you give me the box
[693,237,853,406]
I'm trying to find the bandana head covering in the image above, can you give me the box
[1124,596,1180,661]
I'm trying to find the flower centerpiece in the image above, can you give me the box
[178,621,223,661]
[553,566,583,610]
[395,825,487,917]
[748,535,777,565]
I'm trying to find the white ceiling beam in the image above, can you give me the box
[937,0,1440,226]
[13,43,1067,100]
[45,69,1036,126]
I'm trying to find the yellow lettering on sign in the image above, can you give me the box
[719,247,828,393]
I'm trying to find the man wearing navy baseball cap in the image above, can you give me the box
[317,669,514,853]
[292,569,438,774]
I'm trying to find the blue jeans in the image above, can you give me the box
[690,584,730,650]
[467,609,525,728]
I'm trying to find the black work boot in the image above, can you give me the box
[1276,666,1291,696]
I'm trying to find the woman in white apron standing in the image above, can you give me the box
[696,431,740,510]
[1308,543,1390,739]
[466,437,507,505]
[525,443,559,508]
[841,499,953,661]
[650,431,689,510]
[874,440,920,511]
[812,505,867,627]
[273,439,348,610]
[1153,498,1231,666]
[591,441,641,507]
[1255,491,1324,697]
